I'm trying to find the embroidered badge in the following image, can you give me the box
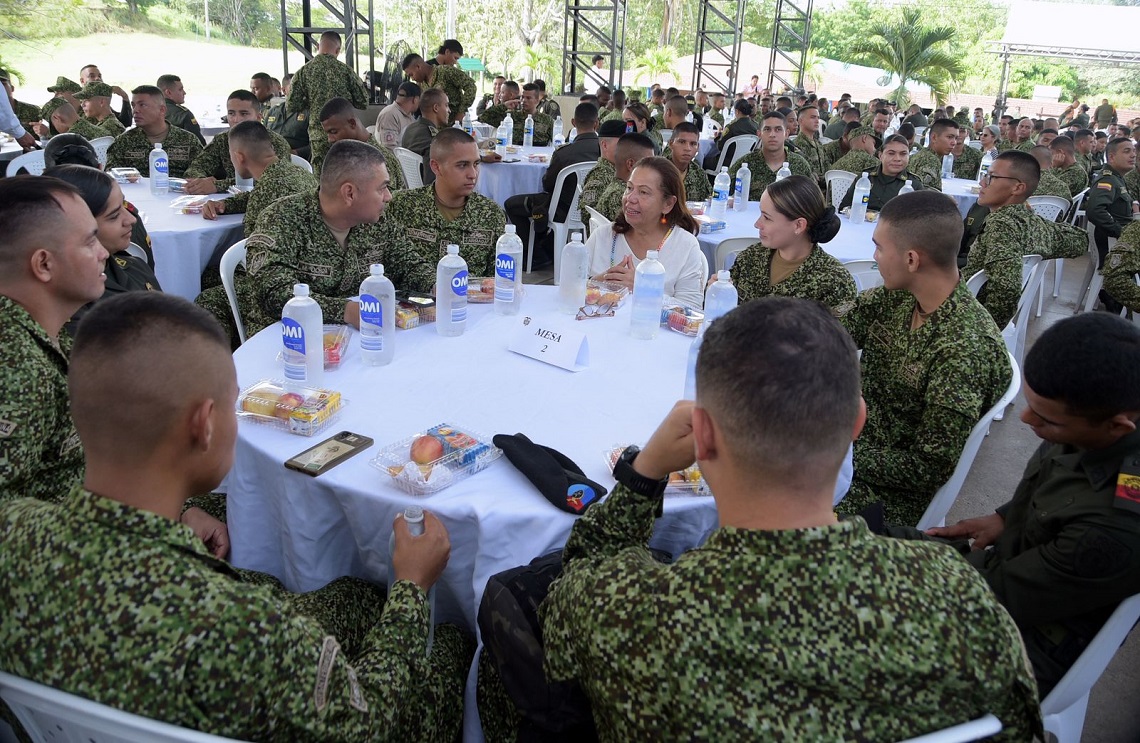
[0,419,15,438]
[313,635,340,713]
[345,665,369,713]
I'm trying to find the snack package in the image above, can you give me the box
[237,380,343,436]
[694,215,726,233]
[278,325,351,368]
[686,200,707,216]
[661,303,704,336]
[109,167,141,184]
[170,195,210,214]
[168,178,188,193]
[605,446,709,495]
[585,279,630,308]
[371,423,502,495]
[467,277,496,303]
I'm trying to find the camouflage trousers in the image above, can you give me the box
[837,480,929,528]
[309,130,331,177]
[476,646,523,743]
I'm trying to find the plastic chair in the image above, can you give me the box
[89,135,114,167]
[537,161,595,283]
[916,353,1021,530]
[965,269,987,297]
[0,671,244,742]
[966,140,983,151]
[1027,195,1070,224]
[705,134,757,177]
[8,150,45,175]
[1076,230,1114,314]
[895,714,1002,743]
[584,204,610,239]
[1004,255,1044,365]
[125,242,148,263]
[290,154,313,173]
[392,146,423,189]
[713,237,755,272]
[824,169,856,211]
[1067,187,1089,227]
[366,124,376,135]
[818,135,832,145]
[843,259,883,291]
[220,239,248,344]
[1041,593,1140,743]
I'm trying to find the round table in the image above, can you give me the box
[119,178,245,301]
[941,175,981,217]
[476,145,551,206]
[0,140,22,163]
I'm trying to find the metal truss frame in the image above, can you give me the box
[767,0,813,94]
[280,0,375,83]
[561,0,627,94]
[691,0,745,96]
[988,42,1140,118]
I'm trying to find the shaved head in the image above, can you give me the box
[320,139,385,190]
[0,176,83,273]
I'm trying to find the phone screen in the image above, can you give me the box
[285,431,373,476]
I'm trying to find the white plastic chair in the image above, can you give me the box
[843,259,883,291]
[965,269,987,297]
[895,714,1002,743]
[8,150,45,175]
[966,140,983,150]
[1041,593,1140,743]
[584,204,610,239]
[1068,187,1089,227]
[89,135,114,167]
[1076,231,1114,314]
[542,161,596,284]
[818,135,832,144]
[220,239,248,344]
[824,169,856,211]
[0,671,244,742]
[705,134,757,177]
[1027,194,1070,224]
[392,146,423,189]
[1004,255,1044,365]
[290,154,313,173]
[714,237,755,272]
[125,242,148,263]
[915,352,1021,530]
[366,124,376,135]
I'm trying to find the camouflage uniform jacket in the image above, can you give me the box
[729,149,812,202]
[12,99,40,125]
[793,132,829,176]
[707,109,724,127]
[185,129,293,192]
[837,168,926,213]
[220,157,318,237]
[0,486,466,741]
[0,296,82,505]
[963,203,1088,328]
[242,190,435,334]
[1056,163,1089,199]
[365,135,407,192]
[827,149,879,177]
[728,244,857,310]
[1013,140,1036,153]
[837,283,1012,526]
[952,145,981,180]
[264,102,311,152]
[997,138,1016,153]
[86,113,126,136]
[106,125,204,178]
[1076,152,1092,177]
[1102,221,1140,312]
[594,178,626,222]
[1034,170,1074,201]
[164,98,204,144]
[679,158,711,202]
[1125,169,1139,207]
[477,106,554,147]
[68,117,117,142]
[287,54,369,142]
[537,98,561,120]
[579,157,616,227]
[429,65,477,124]
[908,147,945,191]
[540,481,1042,742]
[384,184,506,277]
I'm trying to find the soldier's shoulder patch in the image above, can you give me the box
[190,117,198,125]
[313,635,340,713]
[1097,181,1114,190]
[345,665,368,713]
[1074,526,1133,577]
[1110,253,1124,269]
[0,419,16,438]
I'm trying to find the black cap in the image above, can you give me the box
[598,119,626,138]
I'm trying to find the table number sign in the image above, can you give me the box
[508,315,589,371]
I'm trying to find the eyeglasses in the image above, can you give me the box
[576,302,616,320]
[980,173,1022,186]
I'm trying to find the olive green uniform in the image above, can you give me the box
[679,158,711,201]
[1102,221,1140,312]
[997,138,1016,153]
[1076,152,1093,178]
[822,116,848,140]
[1055,164,1088,198]
[218,157,318,237]
[286,53,370,174]
[838,167,926,212]
[264,102,311,156]
[384,184,507,277]
[1124,169,1140,207]
[1013,140,1036,154]
[537,99,560,120]
[105,125,204,179]
[66,117,117,142]
[12,100,40,126]
[1034,170,1073,201]
[86,113,125,137]
[428,65,477,124]
[164,98,204,144]
[728,149,812,202]
[908,147,946,191]
[792,132,829,177]
[837,283,1012,526]
[594,178,626,222]
[1086,166,1134,263]
[729,244,857,311]
[1093,103,1116,129]
[477,105,554,147]
[364,135,407,192]
[578,157,616,227]
[827,149,879,177]
[185,129,293,192]
[952,145,981,180]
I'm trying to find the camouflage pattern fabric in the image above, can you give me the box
[679,159,711,202]
[429,65,477,124]
[105,125,204,178]
[286,53,369,173]
[364,135,407,192]
[1124,169,1139,207]
[0,487,474,741]
[729,149,812,202]
[707,109,724,127]
[1056,163,1089,199]
[164,98,204,144]
[820,138,846,165]
[952,145,981,180]
[793,132,829,176]
[185,129,293,192]
[953,111,972,128]
[1034,170,1074,201]
[1076,151,1093,178]
[475,648,524,743]
[729,244,857,311]
[538,99,561,120]
[1013,140,1036,153]
[594,178,626,222]
[86,113,125,137]
[67,116,116,142]
[538,481,1042,741]
[1102,221,1140,312]
[12,100,40,125]
[827,149,879,177]
[997,138,1016,153]
[384,184,506,277]
[0,297,82,506]
[579,158,616,227]
[908,147,945,191]
[477,105,554,147]
[837,168,925,212]
[837,282,1013,526]
[218,157,317,237]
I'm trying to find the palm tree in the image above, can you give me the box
[849,7,965,107]
[633,46,681,86]
[518,47,557,83]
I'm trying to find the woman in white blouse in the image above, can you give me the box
[586,156,708,308]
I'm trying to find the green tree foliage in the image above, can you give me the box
[848,7,965,106]
[1008,58,1083,100]
[633,46,681,84]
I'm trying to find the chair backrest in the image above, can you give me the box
[220,239,248,344]
[392,146,423,189]
[289,154,313,173]
[0,671,244,743]
[708,120,722,137]
[89,135,115,167]
[550,161,596,230]
[896,714,1002,743]
[584,205,610,237]
[1027,194,1070,223]
[707,134,757,175]
[824,169,857,211]
[965,269,988,297]
[818,135,832,144]
[843,259,883,291]
[8,150,45,175]
[714,237,756,272]
[366,124,376,134]
[916,353,1021,531]
[125,242,148,263]
[1067,187,1089,226]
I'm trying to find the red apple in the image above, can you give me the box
[410,435,445,465]
[275,392,305,420]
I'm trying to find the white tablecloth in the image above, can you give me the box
[0,141,21,162]
[120,179,245,301]
[475,145,550,206]
[942,176,981,217]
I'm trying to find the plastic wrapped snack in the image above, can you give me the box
[585,279,630,308]
[661,303,704,336]
[168,178,188,193]
[237,379,344,436]
[605,446,709,496]
[371,423,502,495]
[467,277,496,303]
[694,215,726,234]
[686,200,707,216]
[109,167,141,184]
[170,195,210,214]
[276,325,352,369]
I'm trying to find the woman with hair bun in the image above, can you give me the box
[729,174,857,310]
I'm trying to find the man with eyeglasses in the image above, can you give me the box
[375,81,421,148]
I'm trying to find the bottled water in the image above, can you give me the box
[899,179,915,196]
[523,114,535,148]
[496,121,509,156]
[776,161,792,181]
[702,114,714,139]
[850,171,872,224]
[703,270,738,324]
[942,153,955,178]
[435,244,468,337]
[725,105,734,123]
[149,142,169,195]
[388,506,435,655]
[358,264,395,366]
[504,114,515,146]
[733,162,751,212]
[281,283,323,387]
[493,225,524,315]
[710,167,730,218]
[553,115,564,147]
[462,109,473,136]
[567,127,577,143]
[978,150,995,183]
[630,250,666,339]
[558,232,589,313]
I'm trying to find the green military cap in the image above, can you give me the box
[76,81,113,99]
[47,76,82,93]
[40,97,67,118]
[848,125,878,142]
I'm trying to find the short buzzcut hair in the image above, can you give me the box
[227,88,260,110]
[573,101,599,126]
[1107,137,1133,159]
[929,118,958,137]
[592,54,604,64]
[665,95,689,117]
[401,53,424,70]
[502,80,520,96]
[0,176,84,271]
[879,190,963,269]
[251,72,272,84]
[1050,135,1075,154]
[419,87,447,114]
[228,120,275,157]
[995,150,1040,194]
[430,126,477,161]
[842,106,860,119]
[155,74,181,90]
[319,96,358,122]
[672,121,700,138]
[761,111,787,125]
[320,139,386,190]
[615,132,655,164]
[438,39,463,55]
[696,297,861,484]
[131,84,165,102]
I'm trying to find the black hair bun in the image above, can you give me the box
[811,206,841,244]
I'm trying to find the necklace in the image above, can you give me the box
[612,226,672,267]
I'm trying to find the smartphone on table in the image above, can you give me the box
[284,431,374,477]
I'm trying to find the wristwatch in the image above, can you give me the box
[613,445,668,498]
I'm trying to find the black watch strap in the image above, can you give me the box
[614,445,668,498]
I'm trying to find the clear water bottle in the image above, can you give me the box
[776,161,792,181]
[558,231,589,312]
[435,244,468,337]
[553,115,564,147]
[496,121,509,156]
[683,334,702,400]
[704,270,738,323]
[850,171,872,223]
[504,114,515,146]
[388,506,435,656]
[725,105,734,123]
[149,142,169,195]
[978,150,994,183]
[942,153,954,178]
[462,109,473,136]
[733,162,751,212]
[630,250,666,340]
[281,283,323,387]
[567,126,577,143]
[899,179,915,196]
[358,263,395,366]
[710,167,730,218]
[523,114,535,148]
[494,225,524,315]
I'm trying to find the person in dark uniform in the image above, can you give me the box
[264,73,311,159]
[156,73,204,144]
[1086,137,1138,311]
[839,134,925,212]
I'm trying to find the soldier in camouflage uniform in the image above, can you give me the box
[157,73,205,144]
[48,101,117,142]
[185,91,293,194]
[1102,220,1140,313]
[837,191,1013,527]
[287,32,370,175]
[384,129,506,276]
[75,81,125,136]
[318,96,406,192]
[402,52,476,125]
[792,105,829,179]
[579,156,616,227]
[1049,137,1089,199]
[951,128,982,180]
[1034,166,1075,201]
[838,135,927,212]
[730,243,856,310]
[106,86,204,178]
[1125,167,1140,208]
[908,119,959,192]
[0,292,474,742]
[729,112,812,202]
[589,133,655,222]
[662,122,711,202]
[827,136,880,177]
[478,83,555,147]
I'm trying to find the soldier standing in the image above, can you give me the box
[287,31,370,175]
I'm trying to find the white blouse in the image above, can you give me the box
[585,223,709,308]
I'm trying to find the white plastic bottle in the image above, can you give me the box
[523,114,535,148]
[850,171,872,223]
[899,179,915,196]
[558,231,589,313]
[704,270,738,324]
[776,161,792,181]
[496,121,509,156]
[733,162,751,212]
[149,142,169,195]
[630,250,666,339]
[494,225,524,315]
[388,506,435,655]
[553,115,564,147]
[504,114,515,146]
[710,167,730,218]
[281,283,324,387]
[462,109,473,136]
[436,244,468,337]
[358,264,396,366]
[978,150,994,183]
[942,153,955,178]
